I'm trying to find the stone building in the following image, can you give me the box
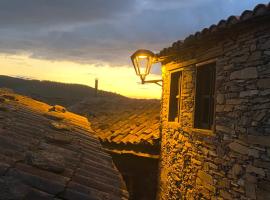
[156,3,270,200]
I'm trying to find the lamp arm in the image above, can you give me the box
[142,79,163,86]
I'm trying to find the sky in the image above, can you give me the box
[0,0,268,99]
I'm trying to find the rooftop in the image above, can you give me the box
[0,89,128,200]
[159,3,270,57]
[70,97,161,158]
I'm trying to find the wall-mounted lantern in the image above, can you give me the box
[131,49,162,86]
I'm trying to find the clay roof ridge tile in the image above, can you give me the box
[209,24,218,33]
[253,3,269,16]
[226,15,240,26]
[240,10,253,21]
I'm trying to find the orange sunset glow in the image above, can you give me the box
[0,54,162,99]
[0,1,265,99]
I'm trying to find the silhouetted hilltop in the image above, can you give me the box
[0,75,127,107]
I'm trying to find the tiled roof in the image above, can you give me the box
[70,98,161,157]
[0,89,128,200]
[94,103,160,145]
[159,3,270,56]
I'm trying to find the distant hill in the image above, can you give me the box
[0,75,127,107]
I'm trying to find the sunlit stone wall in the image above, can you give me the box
[158,21,270,200]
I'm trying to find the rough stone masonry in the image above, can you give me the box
[157,4,270,200]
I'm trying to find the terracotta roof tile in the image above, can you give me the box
[0,89,128,200]
[70,98,160,157]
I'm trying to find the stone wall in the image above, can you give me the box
[158,21,270,199]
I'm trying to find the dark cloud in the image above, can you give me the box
[0,0,136,26]
[0,0,268,65]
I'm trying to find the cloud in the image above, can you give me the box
[0,0,136,27]
[139,0,214,10]
[0,0,268,66]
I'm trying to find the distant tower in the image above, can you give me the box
[95,78,98,97]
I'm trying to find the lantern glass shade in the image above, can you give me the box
[131,49,155,82]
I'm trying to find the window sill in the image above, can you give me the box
[192,128,215,136]
[166,121,181,129]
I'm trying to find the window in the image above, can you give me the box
[194,63,216,129]
[168,71,182,122]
